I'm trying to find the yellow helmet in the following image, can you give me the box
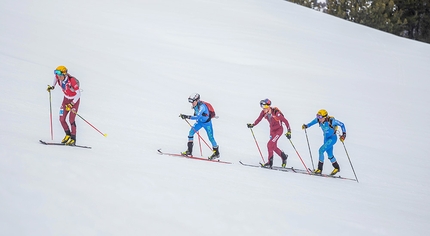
[55,65,68,74]
[317,109,328,118]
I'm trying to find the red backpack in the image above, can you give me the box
[202,101,216,118]
[271,107,284,122]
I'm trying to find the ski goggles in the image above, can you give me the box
[188,98,196,103]
[54,70,64,75]
[316,114,325,119]
[260,102,270,109]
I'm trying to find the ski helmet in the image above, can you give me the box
[54,65,67,75]
[317,109,328,118]
[260,99,271,108]
[188,93,200,103]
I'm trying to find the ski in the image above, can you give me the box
[307,168,357,181]
[39,140,92,149]
[158,149,231,164]
[239,161,309,174]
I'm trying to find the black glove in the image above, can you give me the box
[285,129,291,139]
[247,123,254,128]
[302,124,307,130]
[47,85,54,92]
[179,114,191,119]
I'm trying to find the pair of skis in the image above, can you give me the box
[39,140,91,149]
[157,149,232,164]
[239,161,357,181]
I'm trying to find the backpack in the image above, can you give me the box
[271,107,284,121]
[67,76,80,92]
[319,116,338,131]
[328,116,339,131]
[70,76,80,88]
[202,101,216,118]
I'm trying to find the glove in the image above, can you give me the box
[47,85,54,92]
[247,123,254,128]
[302,124,307,130]
[179,114,191,119]
[285,129,291,139]
[65,103,74,111]
[340,133,346,142]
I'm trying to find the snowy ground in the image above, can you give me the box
[1,0,430,235]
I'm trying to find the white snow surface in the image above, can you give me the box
[1,0,430,235]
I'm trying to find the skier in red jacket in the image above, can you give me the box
[47,65,81,145]
[247,99,291,168]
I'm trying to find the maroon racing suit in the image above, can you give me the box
[252,107,291,161]
[51,74,81,137]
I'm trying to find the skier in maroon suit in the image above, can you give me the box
[47,65,81,145]
[247,99,291,168]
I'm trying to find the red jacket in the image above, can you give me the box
[52,74,81,103]
[253,107,290,131]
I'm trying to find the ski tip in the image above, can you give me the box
[39,140,49,145]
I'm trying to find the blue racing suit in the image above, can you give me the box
[187,101,218,148]
[306,117,346,163]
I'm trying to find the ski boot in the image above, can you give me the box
[181,142,193,156]
[281,152,288,168]
[61,130,71,144]
[330,161,340,175]
[65,135,76,146]
[208,146,220,160]
[261,157,273,168]
[314,161,324,174]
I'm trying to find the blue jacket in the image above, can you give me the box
[307,117,346,139]
[190,101,210,123]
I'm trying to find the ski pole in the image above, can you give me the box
[288,139,310,174]
[184,119,212,151]
[197,131,203,156]
[304,129,315,170]
[48,88,53,140]
[71,109,107,137]
[341,140,359,183]
[249,128,265,163]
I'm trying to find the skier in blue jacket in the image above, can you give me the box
[179,93,219,160]
[302,109,346,175]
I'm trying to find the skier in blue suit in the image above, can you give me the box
[302,109,346,175]
[179,93,219,160]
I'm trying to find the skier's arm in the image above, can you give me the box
[252,110,265,126]
[72,89,81,105]
[190,105,206,121]
[47,78,57,91]
[51,77,57,88]
[332,119,346,134]
[70,78,81,104]
[306,118,318,128]
[278,114,291,130]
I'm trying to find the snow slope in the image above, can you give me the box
[1,0,430,235]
